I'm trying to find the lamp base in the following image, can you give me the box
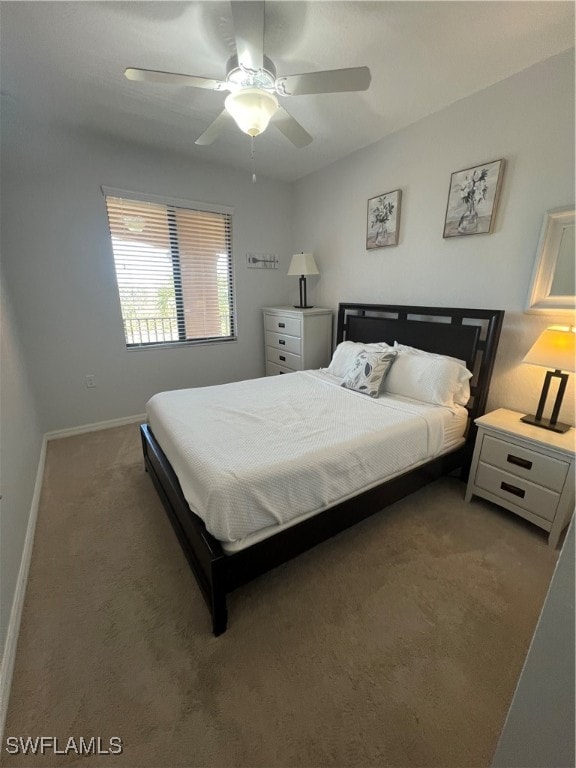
[293,305,314,309]
[520,414,572,434]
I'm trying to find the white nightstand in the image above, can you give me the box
[262,306,333,375]
[465,408,575,547]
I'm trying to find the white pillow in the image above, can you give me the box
[327,340,391,378]
[394,342,473,405]
[341,349,397,398]
[384,343,472,408]
[393,342,466,367]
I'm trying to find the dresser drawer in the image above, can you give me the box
[266,346,302,370]
[265,331,301,355]
[480,434,569,492]
[266,361,294,376]
[264,314,302,337]
[475,462,560,522]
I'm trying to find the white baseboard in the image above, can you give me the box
[45,413,146,441]
[0,436,47,741]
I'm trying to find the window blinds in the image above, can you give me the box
[105,195,235,347]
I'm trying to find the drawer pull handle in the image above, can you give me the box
[507,454,532,471]
[279,339,286,345]
[501,481,526,499]
[278,322,285,328]
[279,355,286,362]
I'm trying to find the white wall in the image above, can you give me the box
[293,49,575,424]
[492,519,575,768]
[0,272,43,656]
[1,124,294,432]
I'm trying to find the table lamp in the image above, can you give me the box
[520,326,575,433]
[288,252,319,309]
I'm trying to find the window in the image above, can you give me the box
[103,189,235,348]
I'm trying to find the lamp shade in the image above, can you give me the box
[522,327,576,372]
[224,88,278,137]
[287,252,319,276]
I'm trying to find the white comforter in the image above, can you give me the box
[146,370,462,543]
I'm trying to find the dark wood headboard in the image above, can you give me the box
[336,303,504,427]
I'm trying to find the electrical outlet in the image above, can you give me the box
[85,374,96,388]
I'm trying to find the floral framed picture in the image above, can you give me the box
[366,189,402,249]
[443,159,504,238]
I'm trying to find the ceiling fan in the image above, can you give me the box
[124,1,371,148]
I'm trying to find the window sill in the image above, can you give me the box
[125,337,238,352]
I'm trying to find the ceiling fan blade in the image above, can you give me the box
[276,66,371,96]
[271,106,312,148]
[195,110,233,146]
[230,1,264,72]
[125,68,226,91]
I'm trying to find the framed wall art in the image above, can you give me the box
[367,189,402,249]
[443,159,504,238]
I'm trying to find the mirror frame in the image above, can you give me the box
[526,206,576,315]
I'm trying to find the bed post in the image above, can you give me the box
[210,560,228,636]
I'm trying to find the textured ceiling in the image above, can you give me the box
[1,1,574,182]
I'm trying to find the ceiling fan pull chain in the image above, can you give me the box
[251,136,257,184]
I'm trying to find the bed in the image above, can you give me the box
[141,303,504,635]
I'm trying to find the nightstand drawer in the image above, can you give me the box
[264,314,302,337]
[475,462,559,522]
[265,331,301,355]
[266,361,294,376]
[481,434,569,492]
[266,347,302,370]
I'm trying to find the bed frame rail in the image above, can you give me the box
[141,424,229,634]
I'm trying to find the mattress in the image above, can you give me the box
[146,370,468,549]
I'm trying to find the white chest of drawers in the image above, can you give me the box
[465,408,575,547]
[262,306,333,376]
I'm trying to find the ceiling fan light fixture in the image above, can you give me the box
[224,88,278,137]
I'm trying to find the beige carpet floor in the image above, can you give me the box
[2,424,558,768]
